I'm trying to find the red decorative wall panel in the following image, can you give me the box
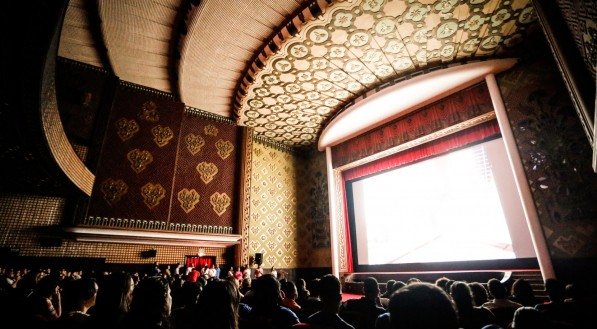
[169,112,241,231]
[87,84,183,223]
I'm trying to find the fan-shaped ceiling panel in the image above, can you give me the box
[58,0,104,68]
[178,0,309,117]
[235,0,537,147]
[99,0,182,92]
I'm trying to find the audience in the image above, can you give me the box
[1,263,594,329]
[470,282,490,306]
[296,278,310,306]
[380,280,395,299]
[535,278,575,327]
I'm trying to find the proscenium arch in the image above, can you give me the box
[321,60,555,280]
[318,59,517,150]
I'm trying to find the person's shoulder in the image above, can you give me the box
[344,297,363,306]
[278,305,300,321]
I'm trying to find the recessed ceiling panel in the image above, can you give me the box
[235,0,537,147]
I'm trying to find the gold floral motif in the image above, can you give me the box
[204,124,219,136]
[100,178,128,206]
[141,182,166,209]
[127,149,153,173]
[196,162,218,184]
[140,100,159,122]
[185,133,205,155]
[215,139,234,160]
[177,188,200,213]
[151,125,174,147]
[210,192,231,216]
[115,118,139,141]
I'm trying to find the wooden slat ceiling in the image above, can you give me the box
[179,0,308,117]
[58,0,104,67]
[57,0,538,148]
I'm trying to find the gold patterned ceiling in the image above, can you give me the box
[58,0,538,148]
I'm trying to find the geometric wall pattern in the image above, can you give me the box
[247,140,331,269]
[248,141,302,268]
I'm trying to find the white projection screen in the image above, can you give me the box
[348,138,536,267]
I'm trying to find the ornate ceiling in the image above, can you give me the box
[58,0,538,148]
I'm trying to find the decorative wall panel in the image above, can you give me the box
[248,141,302,268]
[169,110,242,231]
[87,83,183,223]
[297,150,331,268]
[554,0,596,80]
[497,47,597,258]
[84,85,242,234]
[247,140,331,269]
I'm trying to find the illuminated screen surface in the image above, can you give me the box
[349,138,536,266]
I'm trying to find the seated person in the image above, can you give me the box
[482,279,523,328]
[387,282,458,329]
[306,274,354,329]
[340,277,385,329]
[241,274,299,329]
[281,281,302,313]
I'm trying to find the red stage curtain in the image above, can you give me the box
[332,83,493,168]
[342,183,354,273]
[343,120,500,182]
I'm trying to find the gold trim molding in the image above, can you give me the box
[82,216,234,235]
[63,226,241,248]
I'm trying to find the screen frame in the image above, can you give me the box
[345,144,539,273]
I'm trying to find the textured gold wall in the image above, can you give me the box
[247,141,330,269]
[0,194,225,265]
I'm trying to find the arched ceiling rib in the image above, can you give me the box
[178,0,310,117]
[58,0,104,68]
[235,0,537,147]
[98,0,183,93]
